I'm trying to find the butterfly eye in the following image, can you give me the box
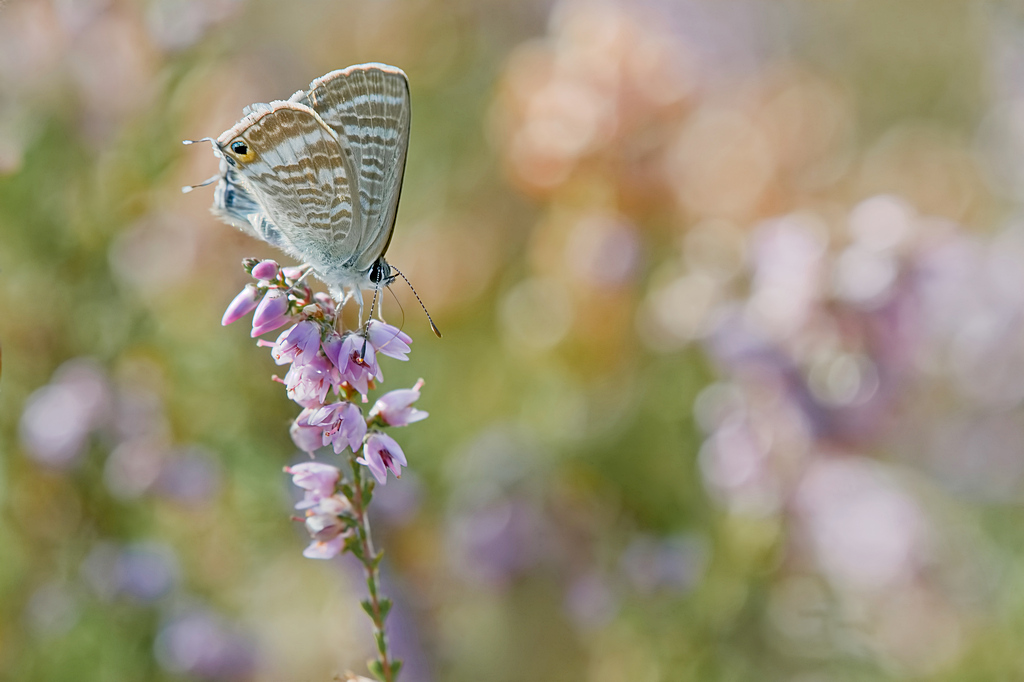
[369,259,391,285]
[231,141,249,156]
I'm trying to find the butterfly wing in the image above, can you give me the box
[210,158,295,252]
[216,101,363,276]
[293,63,411,272]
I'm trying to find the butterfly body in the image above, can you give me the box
[197,64,410,304]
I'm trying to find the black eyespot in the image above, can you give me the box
[231,141,248,155]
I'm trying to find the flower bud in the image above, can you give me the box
[251,289,290,336]
[251,260,279,280]
[221,284,262,326]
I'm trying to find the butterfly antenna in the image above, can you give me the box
[181,137,221,193]
[390,265,442,338]
[181,173,219,194]
[386,284,407,328]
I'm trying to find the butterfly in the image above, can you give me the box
[185,64,414,318]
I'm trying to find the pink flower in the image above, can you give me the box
[284,354,333,406]
[281,266,306,281]
[357,432,407,485]
[324,333,381,396]
[251,259,279,280]
[284,461,340,509]
[251,289,290,336]
[369,379,428,427]
[368,320,412,361]
[221,284,261,326]
[289,408,324,453]
[302,534,346,559]
[271,320,322,366]
[310,401,367,454]
[301,495,352,559]
[313,292,336,318]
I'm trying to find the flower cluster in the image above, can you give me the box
[222,258,428,560]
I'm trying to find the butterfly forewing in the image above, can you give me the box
[217,101,363,272]
[295,63,411,271]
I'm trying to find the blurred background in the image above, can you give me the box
[4,0,1024,680]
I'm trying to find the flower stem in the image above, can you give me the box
[349,458,397,682]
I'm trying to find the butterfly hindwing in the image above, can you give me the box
[294,63,411,271]
[211,158,294,251]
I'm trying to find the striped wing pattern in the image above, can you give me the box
[216,101,362,271]
[211,159,293,252]
[294,64,411,271]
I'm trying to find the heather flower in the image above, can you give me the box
[313,292,336,318]
[358,431,407,484]
[289,408,325,453]
[325,332,381,396]
[310,401,367,454]
[284,354,333,406]
[369,379,428,427]
[271,320,322,366]
[301,495,352,559]
[302,532,346,559]
[221,284,262,326]
[281,265,306,281]
[285,461,340,509]
[251,289,290,336]
[250,259,279,280]
[367,319,413,361]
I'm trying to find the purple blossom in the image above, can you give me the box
[369,379,428,427]
[270,320,322,366]
[289,408,325,453]
[221,284,261,326]
[284,354,333,406]
[325,333,381,396]
[250,259,279,280]
[358,431,407,485]
[310,401,367,454]
[284,461,340,509]
[368,320,413,361]
[251,289,290,336]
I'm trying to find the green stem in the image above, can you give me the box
[349,459,395,682]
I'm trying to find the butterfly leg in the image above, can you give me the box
[351,286,365,328]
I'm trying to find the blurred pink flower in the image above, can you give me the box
[302,533,346,560]
[368,320,413,361]
[20,359,112,468]
[369,380,428,427]
[270,320,322,366]
[285,461,340,510]
[358,432,407,485]
[221,284,261,326]
[301,495,352,559]
[250,289,290,336]
[311,401,367,454]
